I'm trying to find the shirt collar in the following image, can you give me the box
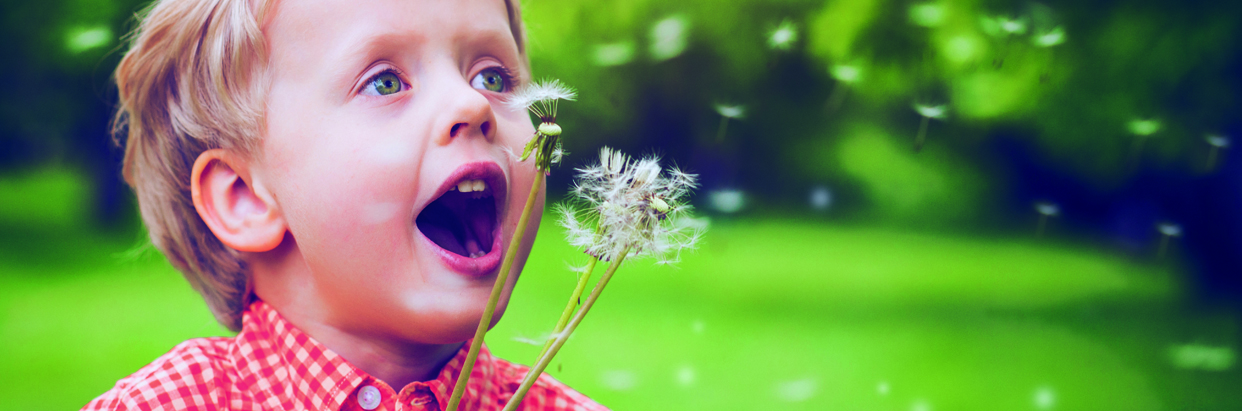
[234,300,506,410]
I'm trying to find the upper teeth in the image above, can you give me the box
[454,179,488,193]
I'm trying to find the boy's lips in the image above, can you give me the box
[415,161,507,277]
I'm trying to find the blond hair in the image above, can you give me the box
[115,0,527,331]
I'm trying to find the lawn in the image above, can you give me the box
[1,215,1238,410]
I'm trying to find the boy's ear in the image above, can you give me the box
[191,149,287,252]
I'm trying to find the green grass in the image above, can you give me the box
[0,216,1238,410]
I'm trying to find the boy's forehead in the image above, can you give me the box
[266,0,518,63]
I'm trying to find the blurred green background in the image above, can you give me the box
[2,0,1240,409]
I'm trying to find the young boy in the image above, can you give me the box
[85,0,605,410]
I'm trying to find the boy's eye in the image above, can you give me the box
[363,72,404,96]
[471,68,507,92]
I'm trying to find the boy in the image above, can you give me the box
[85,0,606,410]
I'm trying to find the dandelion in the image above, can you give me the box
[507,79,577,172]
[767,20,798,51]
[912,103,949,152]
[503,148,703,411]
[447,81,576,411]
[827,64,862,112]
[1033,386,1056,410]
[1034,201,1060,237]
[999,17,1027,35]
[1206,134,1230,170]
[1127,118,1161,166]
[1156,222,1182,258]
[714,104,745,142]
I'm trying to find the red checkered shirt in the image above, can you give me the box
[83,300,607,411]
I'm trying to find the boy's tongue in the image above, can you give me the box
[416,190,495,258]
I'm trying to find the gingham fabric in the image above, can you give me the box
[83,300,608,411]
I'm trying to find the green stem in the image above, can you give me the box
[444,171,545,411]
[716,116,729,143]
[1036,214,1048,238]
[538,256,599,359]
[502,247,631,411]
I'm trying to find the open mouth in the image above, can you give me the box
[415,163,506,271]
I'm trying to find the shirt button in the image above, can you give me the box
[358,385,381,410]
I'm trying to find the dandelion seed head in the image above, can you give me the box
[563,147,702,264]
[913,103,949,120]
[506,79,576,121]
[767,20,798,51]
[1034,27,1066,47]
[714,104,746,119]
[1206,134,1231,148]
[810,186,833,211]
[708,189,746,214]
[1128,118,1161,136]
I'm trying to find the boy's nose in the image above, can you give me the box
[436,80,496,145]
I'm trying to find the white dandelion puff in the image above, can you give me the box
[507,79,577,122]
[562,147,703,265]
[650,16,690,61]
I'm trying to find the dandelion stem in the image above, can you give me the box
[1207,146,1219,171]
[716,116,730,143]
[445,171,545,411]
[1129,136,1148,170]
[537,255,599,359]
[915,116,930,152]
[502,247,632,411]
[1036,214,1048,237]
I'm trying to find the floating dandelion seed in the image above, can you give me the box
[1035,201,1060,237]
[1033,386,1057,410]
[1127,118,1162,166]
[650,16,689,61]
[714,104,745,142]
[507,80,577,172]
[1169,343,1236,371]
[767,20,798,51]
[708,189,746,214]
[1206,134,1231,170]
[909,2,946,27]
[827,64,862,111]
[809,186,833,211]
[1156,222,1182,258]
[593,41,636,66]
[1033,27,1066,47]
[912,103,949,152]
[675,365,697,386]
[876,381,891,395]
[600,370,638,391]
[999,17,1028,35]
[774,378,818,402]
[562,147,702,264]
[65,25,112,53]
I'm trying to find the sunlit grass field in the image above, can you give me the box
[2,211,1239,410]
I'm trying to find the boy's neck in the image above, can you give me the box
[249,234,465,389]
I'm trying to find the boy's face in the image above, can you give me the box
[256,0,539,344]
